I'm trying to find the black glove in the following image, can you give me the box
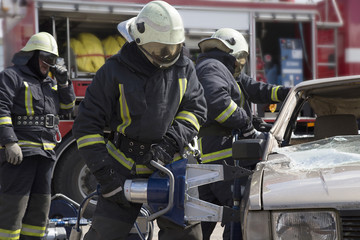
[93,165,130,207]
[51,64,68,85]
[252,116,272,132]
[277,86,291,102]
[143,136,178,170]
[240,123,267,139]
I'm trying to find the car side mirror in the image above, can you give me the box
[232,139,266,166]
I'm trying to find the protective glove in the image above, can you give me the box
[51,64,68,85]
[252,116,272,132]
[277,86,291,102]
[93,165,130,207]
[240,123,267,140]
[143,136,178,170]
[5,142,23,165]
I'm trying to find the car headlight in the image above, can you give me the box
[272,211,339,240]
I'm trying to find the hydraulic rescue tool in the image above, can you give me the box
[124,158,253,226]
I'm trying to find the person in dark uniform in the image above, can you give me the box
[0,32,75,239]
[72,1,207,239]
[195,28,290,240]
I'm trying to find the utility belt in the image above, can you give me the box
[12,114,60,129]
[109,131,152,160]
[198,124,232,137]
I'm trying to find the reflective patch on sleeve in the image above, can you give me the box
[175,111,200,131]
[0,116,12,125]
[215,100,237,123]
[271,86,280,102]
[76,134,105,149]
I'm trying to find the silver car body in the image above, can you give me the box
[241,75,360,239]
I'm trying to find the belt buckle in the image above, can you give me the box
[45,114,55,128]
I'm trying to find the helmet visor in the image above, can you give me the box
[39,51,57,67]
[140,42,182,68]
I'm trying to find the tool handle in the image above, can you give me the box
[147,160,175,221]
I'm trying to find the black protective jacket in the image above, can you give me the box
[73,42,207,176]
[0,53,76,160]
[196,49,288,164]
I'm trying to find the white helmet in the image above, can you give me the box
[21,32,59,56]
[117,1,185,45]
[117,1,185,68]
[198,28,248,57]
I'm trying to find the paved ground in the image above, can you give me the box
[79,222,224,240]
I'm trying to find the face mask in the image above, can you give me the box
[232,51,248,78]
[139,42,182,68]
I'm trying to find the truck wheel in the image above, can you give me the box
[53,143,97,218]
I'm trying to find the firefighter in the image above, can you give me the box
[195,28,290,240]
[0,32,75,239]
[72,1,207,239]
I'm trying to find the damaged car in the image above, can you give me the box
[235,75,360,240]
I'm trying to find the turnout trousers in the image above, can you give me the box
[0,155,54,240]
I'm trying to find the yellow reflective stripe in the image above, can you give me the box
[52,85,58,91]
[271,86,280,102]
[60,100,75,110]
[18,140,42,148]
[76,134,105,149]
[200,148,232,164]
[43,142,56,150]
[215,100,238,124]
[117,84,131,134]
[237,83,244,108]
[175,111,200,131]
[0,228,20,239]
[18,140,55,150]
[178,78,187,104]
[23,82,34,115]
[0,116,12,125]
[20,224,46,237]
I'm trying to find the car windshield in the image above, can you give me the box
[273,135,360,170]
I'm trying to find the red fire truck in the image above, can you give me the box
[1,0,359,212]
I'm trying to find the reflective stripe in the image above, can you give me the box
[200,147,232,164]
[117,84,131,134]
[23,82,34,115]
[215,100,238,124]
[52,85,58,91]
[106,141,153,175]
[43,142,56,150]
[20,224,46,237]
[237,83,244,108]
[76,134,105,149]
[60,100,75,110]
[271,86,280,102]
[178,78,187,104]
[18,140,56,150]
[0,228,20,240]
[0,116,12,125]
[175,111,200,131]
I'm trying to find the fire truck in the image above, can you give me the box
[1,0,358,215]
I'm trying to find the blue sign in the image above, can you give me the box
[279,38,303,87]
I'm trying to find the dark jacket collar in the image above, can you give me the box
[196,49,236,74]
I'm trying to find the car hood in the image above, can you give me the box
[262,135,360,210]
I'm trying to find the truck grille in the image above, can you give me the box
[340,210,360,239]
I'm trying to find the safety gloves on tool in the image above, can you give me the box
[93,165,130,207]
[277,86,291,102]
[51,63,68,85]
[5,142,23,165]
[241,122,267,140]
[143,135,178,170]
